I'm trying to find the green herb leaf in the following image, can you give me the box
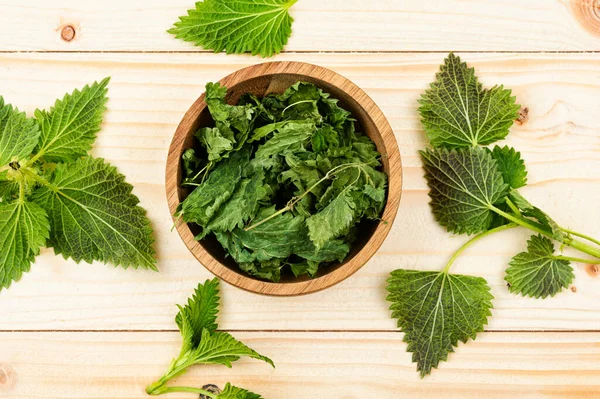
[146,279,272,397]
[31,156,156,270]
[204,83,254,154]
[508,191,565,241]
[295,238,349,265]
[34,78,109,162]
[0,172,19,203]
[239,258,284,282]
[0,98,40,167]
[181,147,250,226]
[387,269,493,377]
[179,82,386,281]
[419,53,520,148]
[197,127,234,162]
[505,235,574,299]
[175,278,220,351]
[218,383,263,399]
[232,207,306,261]
[490,146,527,189]
[254,122,315,160]
[202,170,270,238]
[0,200,50,289]
[306,190,355,247]
[192,329,274,368]
[169,0,297,57]
[420,147,508,235]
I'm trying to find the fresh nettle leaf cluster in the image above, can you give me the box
[146,278,272,398]
[387,53,600,377]
[178,82,387,282]
[0,79,156,291]
[170,0,298,57]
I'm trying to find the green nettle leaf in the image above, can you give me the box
[179,81,387,281]
[404,52,600,378]
[197,127,234,162]
[289,260,319,278]
[295,238,349,265]
[203,171,270,238]
[169,0,298,57]
[0,98,40,167]
[249,120,295,143]
[254,122,315,160]
[0,201,50,289]
[175,278,220,351]
[306,190,355,247]
[31,157,156,270]
[181,147,250,226]
[508,191,565,241]
[505,235,574,299]
[192,329,274,368]
[34,78,109,162]
[420,147,508,235]
[418,53,520,148]
[232,207,307,261]
[240,258,284,282]
[490,146,527,189]
[0,172,19,203]
[0,80,156,293]
[147,279,272,397]
[363,184,386,203]
[218,383,263,399]
[387,269,493,377]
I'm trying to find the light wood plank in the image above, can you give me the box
[1,0,600,52]
[1,331,599,398]
[0,53,600,331]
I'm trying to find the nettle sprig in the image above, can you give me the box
[170,0,298,57]
[387,53,600,377]
[0,79,156,291]
[146,278,273,398]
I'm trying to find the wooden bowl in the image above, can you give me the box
[166,61,401,296]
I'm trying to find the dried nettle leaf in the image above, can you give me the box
[178,81,387,281]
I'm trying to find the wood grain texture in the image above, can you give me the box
[1,331,599,398]
[1,0,600,52]
[166,61,401,296]
[0,52,599,331]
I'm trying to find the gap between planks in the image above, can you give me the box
[3,50,600,54]
[2,329,600,333]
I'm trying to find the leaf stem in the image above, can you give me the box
[147,385,217,397]
[505,197,521,216]
[18,180,25,203]
[442,223,518,273]
[146,356,194,395]
[490,205,600,260]
[282,99,315,115]
[560,227,600,248]
[244,162,366,231]
[555,255,600,265]
[564,238,600,260]
[20,167,57,191]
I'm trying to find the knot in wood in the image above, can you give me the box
[515,106,529,126]
[0,364,17,391]
[571,0,600,36]
[60,25,76,42]
[585,264,599,278]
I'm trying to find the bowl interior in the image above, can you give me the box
[175,72,392,284]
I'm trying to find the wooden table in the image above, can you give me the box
[1,1,600,398]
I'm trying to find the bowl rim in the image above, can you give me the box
[166,61,402,296]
